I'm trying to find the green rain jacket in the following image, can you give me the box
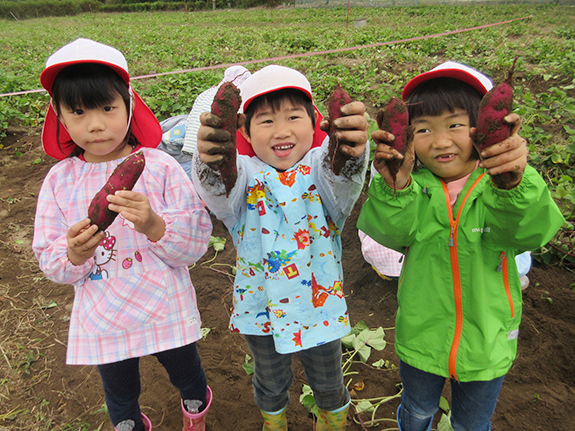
[357,165,564,381]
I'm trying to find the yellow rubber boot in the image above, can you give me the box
[316,402,349,431]
[261,407,288,431]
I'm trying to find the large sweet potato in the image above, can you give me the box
[376,97,413,191]
[210,81,241,196]
[472,58,519,189]
[88,150,145,231]
[326,83,353,176]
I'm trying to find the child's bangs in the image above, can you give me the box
[406,78,482,126]
[51,64,129,112]
[58,79,117,111]
[243,88,316,136]
[262,89,309,111]
[250,89,315,123]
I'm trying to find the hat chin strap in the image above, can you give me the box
[126,86,134,137]
[51,98,71,134]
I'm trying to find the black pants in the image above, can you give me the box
[97,342,206,430]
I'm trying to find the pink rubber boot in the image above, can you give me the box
[181,386,213,431]
[142,414,152,431]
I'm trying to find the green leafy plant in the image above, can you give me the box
[200,327,211,339]
[299,384,319,418]
[208,235,226,252]
[436,396,455,431]
[197,236,227,267]
[341,321,387,364]
[300,321,400,427]
[16,345,44,375]
[372,358,396,370]
[242,354,254,375]
[515,83,575,268]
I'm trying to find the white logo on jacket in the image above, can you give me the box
[471,227,491,233]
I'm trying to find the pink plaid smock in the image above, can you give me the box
[358,230,403,278]
[33,147,212,365]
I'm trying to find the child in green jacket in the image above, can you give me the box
[357,61,564,431]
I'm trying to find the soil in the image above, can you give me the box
[1,129,574,431]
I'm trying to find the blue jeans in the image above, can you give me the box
[399,360,504,431]
[97,343,207,430]
[244,335,350,412]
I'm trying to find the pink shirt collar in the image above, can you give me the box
[445,161,480,208]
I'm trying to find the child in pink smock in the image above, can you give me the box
[32,38,213,431]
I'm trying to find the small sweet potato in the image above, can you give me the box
[211,81,241,196]
[472,58,519,189]
[376,97,413,190]
[88,150,145,231]
[326,83,353,176]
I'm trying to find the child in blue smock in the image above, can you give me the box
[192,65,369,431]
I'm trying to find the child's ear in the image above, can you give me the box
[239,125,251,144]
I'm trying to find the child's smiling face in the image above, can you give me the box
[412,109,478,183]
[245,99,316,171]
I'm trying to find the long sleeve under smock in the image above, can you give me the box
[33,147,212,365]
[192,137,368,354]
[357,165,564,381]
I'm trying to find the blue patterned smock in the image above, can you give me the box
[192,138,368,353]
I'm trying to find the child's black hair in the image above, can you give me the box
[243,88,315,137]
[406,77,484,161]
[405,78,483,128]
[51,63,138,158]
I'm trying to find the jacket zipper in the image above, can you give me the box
[441,173,485,380]
[497,251,515,318]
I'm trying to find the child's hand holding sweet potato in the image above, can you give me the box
[66,219,105,266]
[197,82,244,196]
[372,128,415,191]
[320,96,369,175]
[107,191,165,241]
[197,112,244,167]
[475,113,528,189]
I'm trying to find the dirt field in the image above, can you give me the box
[0,129,574,430]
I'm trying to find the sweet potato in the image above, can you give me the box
[326,83,353,176]
[376,97,413,190]
[88,150,145,231]
[211,81,241,196]
[472,57,519,189]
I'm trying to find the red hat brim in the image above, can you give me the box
[402,62,493,100]
[42,90,161,160]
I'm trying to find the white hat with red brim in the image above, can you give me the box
[402,61,493,100]
[236,65,327,157]
[40,38,161,160]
